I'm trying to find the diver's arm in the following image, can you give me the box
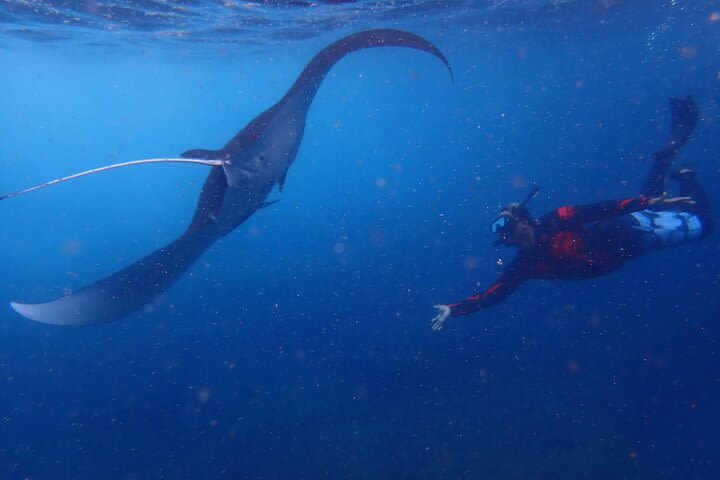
[431,261,526,330]
[449,274,523,315]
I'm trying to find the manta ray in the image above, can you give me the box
[3,29,452,326]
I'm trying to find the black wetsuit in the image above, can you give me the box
[449,98,712,317]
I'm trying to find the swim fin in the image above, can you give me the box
[642,96,699,197]
[667,96,698,151]
[650,96,698,164]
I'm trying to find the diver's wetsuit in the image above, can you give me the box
[449,192,712,316]
[448,96,713,317]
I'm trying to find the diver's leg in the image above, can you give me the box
[605,214,662,258]
[640,97,698,196]
[614,208,707,256]
[641,148,674,197]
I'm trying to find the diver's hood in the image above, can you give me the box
[501,185,539,219]
[492,186,539,247]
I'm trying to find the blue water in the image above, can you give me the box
[1,1,719,478]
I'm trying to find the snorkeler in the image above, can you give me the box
[431,96,713,330]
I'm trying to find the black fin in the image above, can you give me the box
[181,148,220,159]
[261,199,279,209]
[644,97,698,196]
[668,96,698,150]
[278,172,288,192]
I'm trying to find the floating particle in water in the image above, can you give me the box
[84,0,99,16]
[511,174,527,189]
[679,45,698,59]
[62,239,83,255]
[567,361,580,374]
[197,387,212,404]
[463,255,479,270]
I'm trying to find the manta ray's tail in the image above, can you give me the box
[286,29,453,107]
[11,225,221,326]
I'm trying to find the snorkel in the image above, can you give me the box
[491,186,540,247]
[519,185,540,210]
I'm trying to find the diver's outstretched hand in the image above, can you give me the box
[431,305,451,331]
[648,195,695,208]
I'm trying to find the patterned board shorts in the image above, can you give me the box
[629,210,703,247]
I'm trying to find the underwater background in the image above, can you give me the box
[0,1,719,478]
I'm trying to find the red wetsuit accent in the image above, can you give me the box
[449,196,649,316]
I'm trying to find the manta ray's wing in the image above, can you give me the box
[284,28,453,104]
[8,149,227,325]
[11,225,221,326]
